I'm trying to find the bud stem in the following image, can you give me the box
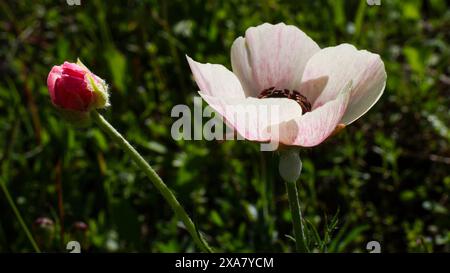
[279,149,309,252]
[91,111,213,253]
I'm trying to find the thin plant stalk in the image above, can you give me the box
[285,179,308,252]
[91,111,212,253]
[55,159,65,248]
[279,149,309,252]
[0,179,41,253]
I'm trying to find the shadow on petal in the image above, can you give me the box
[299,75,328,107]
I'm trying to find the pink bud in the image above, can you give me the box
[47,61,109,112]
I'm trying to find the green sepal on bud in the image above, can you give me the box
[77,58,110,110]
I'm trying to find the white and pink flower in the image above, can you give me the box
[187,23,386,147]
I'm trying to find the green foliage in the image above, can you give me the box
[0,0,449,252]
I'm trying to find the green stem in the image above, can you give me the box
[91,111,212,253]
[0,180,41,253]
[279,149,308,252]
[285,179,308,252]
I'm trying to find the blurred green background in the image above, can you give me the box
[0,0,449,253]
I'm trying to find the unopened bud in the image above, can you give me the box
[279,149,302,182]
[46,59,110,126]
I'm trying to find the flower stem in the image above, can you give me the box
[279,149,308,252]
[0,179,41,253]
[91,111,212,253]
[285,179,308,252]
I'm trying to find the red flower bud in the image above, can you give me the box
[47,60,109,124]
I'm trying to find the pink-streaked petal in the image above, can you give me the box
[231,23,320,96]
[297,75,329,107]
[302,44,386,124]
[270,81,352,147]
[230,37,259,97]
[186,55,246,99]
[199,92,303,142]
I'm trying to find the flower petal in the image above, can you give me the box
[199,92,303,142]
[271,81,352,147]
[231,23,320,96]
[54,74,92,111]
[47,65,63,102]
[230,37,258,97]
[302,44,386,124]
[186,55,246,99]
[61,61,86,79]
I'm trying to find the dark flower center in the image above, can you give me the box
[258,87,312,113]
